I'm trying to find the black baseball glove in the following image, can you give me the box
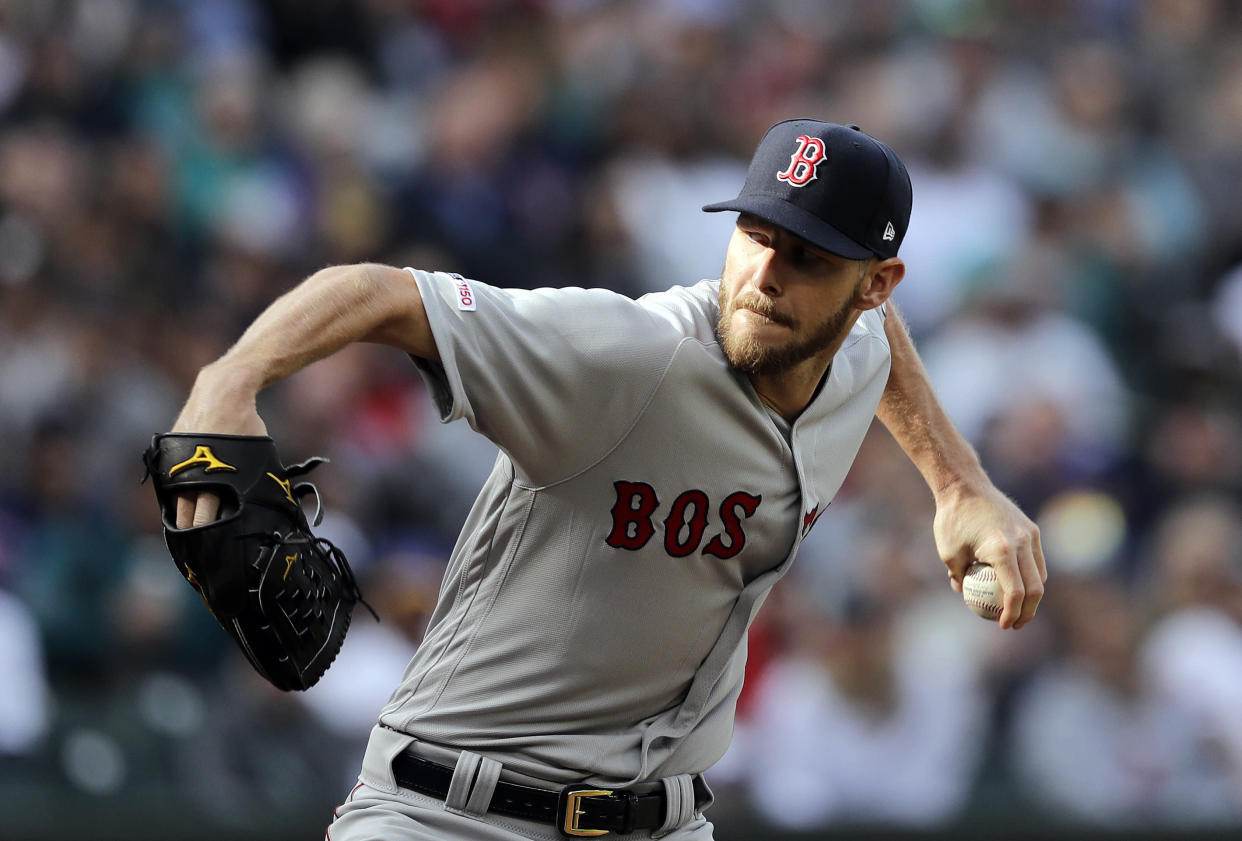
[142,433,374,691]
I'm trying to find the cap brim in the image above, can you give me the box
[702,194,873,260]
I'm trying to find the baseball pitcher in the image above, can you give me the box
[155,120,1046,840]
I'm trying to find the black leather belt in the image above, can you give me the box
[391,752,709,837]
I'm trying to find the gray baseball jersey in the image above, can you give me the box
[376,268,891,788]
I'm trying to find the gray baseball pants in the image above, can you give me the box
[326,726,714,841]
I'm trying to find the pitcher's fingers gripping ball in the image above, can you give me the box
[142,433,375,690]
[962,562,1003,621]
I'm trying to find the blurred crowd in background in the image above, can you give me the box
[3,0,1242,836]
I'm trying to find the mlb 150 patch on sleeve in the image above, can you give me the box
[449,273,477,311]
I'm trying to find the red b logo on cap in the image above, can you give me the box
[776,135,827,187]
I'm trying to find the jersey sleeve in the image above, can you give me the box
[407,269,701,486]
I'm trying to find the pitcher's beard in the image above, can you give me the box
[716,288,857,377]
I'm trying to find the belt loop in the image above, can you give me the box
[653,773,696,838]
[445,750,503,819]
[464,755,503,817]
[445,751,482,813]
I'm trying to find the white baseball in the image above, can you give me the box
[962,562,1002,622]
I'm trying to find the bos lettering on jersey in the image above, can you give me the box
[605,480,762,559]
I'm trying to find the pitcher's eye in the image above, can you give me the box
[792,246,824,269]
[744,229,771,247]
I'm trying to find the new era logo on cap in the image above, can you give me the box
[702,119,913,260]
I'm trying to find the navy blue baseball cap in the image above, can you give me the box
[703,119,913,260]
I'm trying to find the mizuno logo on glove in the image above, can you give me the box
[168,445,237,477]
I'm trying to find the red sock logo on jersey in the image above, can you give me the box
[776,135,828,186]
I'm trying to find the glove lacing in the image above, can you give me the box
[240,526,378,622]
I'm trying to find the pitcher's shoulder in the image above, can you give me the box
[636,280,721,344]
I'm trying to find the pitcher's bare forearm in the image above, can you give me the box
[173,264,433,431]
[172,263,434,434]
[876,303,986,497]
[217,263,434,389]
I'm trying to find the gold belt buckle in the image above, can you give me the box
[560,786,613,837]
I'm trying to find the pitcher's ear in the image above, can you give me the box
[855,258,905,311]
